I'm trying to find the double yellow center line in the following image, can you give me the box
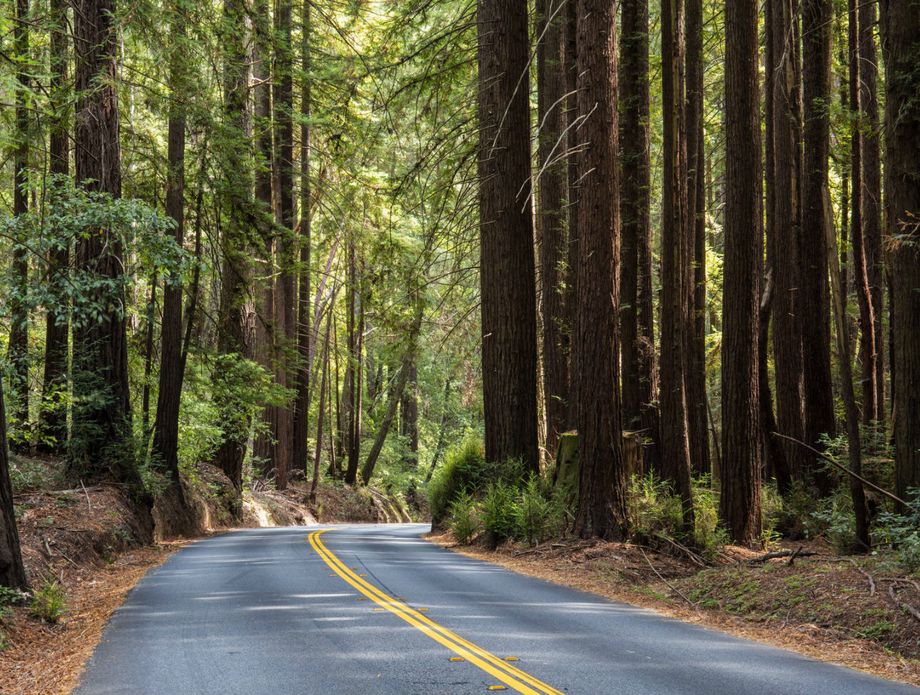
[308,530,563,695]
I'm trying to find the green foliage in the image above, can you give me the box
[628,473,684,542]
[29,580,66,624]
[514,476,555,547]
[449,492,479,544]
[810,488,858,554]
[481,481,518,547]
[876,489,920,574]
[691,476,729,554]
[0,586,28,607]
[427,439,524,524]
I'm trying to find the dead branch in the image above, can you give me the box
[640,547,698,609]
[888,584,920,623]
[849,559,876,595]
[750,549,818,563]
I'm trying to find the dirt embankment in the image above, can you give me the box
[431,533,920,688]
[0,456,415,695]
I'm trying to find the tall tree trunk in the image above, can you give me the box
[572,0,628,540]
[800,0,837,493]
[659,0,694,530]
[685,0,710,476]
[858,0,884,426]
[0,379,27,589]
[151,11,192,526]
[477,0,539,473]
[9,0,30,434]
[720,0,763,545]
[213,0,254,492]
[536,0,568,459]
[292,0,312,478]
[251,0,275,475]
[141,275,158,435]
[881,1,920,504]
[563,0,579,432]
[620,0,660,475]
[770,0,808,484]
[40,0,70,452]
[310,305,332,503]
[399,359,419,465]
[71,0,144,496]
[272,0,295,490]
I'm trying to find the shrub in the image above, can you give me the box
[810,488,858,553]
[29,580,66,624]
[449,492,479,544]
[876,489,920,573]
[481,482,518,547]
[427,439,524,525]
[515,477,554,547]
[691,476,729,554]
[628,473,684,542]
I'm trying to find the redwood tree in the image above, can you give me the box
[0,380,27,589]
[536,0,568,458]
[881,0,920,503]
[572,0,628,540]
[477,0,539,472]
[720,0,762,545]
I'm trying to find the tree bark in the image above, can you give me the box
[293,0,312,478]
[620,0,660,475]
[572,0,628,540]
[685,0,710,476]
[800,0,837,493]
[0,380,27,589]
[659,0,694,530]
[71,0,144,495]
[536,0,568,459]
[720,0,763,545]
[40,0,70,452]
[881,1,920,504]
[9,0,30,433]
[477,0,539,473]
[769,0,808,484]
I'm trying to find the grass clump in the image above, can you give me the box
[29,580,66,624]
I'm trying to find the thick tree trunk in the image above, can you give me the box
[310,307,331,503]
[151,11,193,529]
[40,0,71,452]
[213,0,254,492]
[536,0,568,459]
[477,0,539,473]
[399,359,419,464]
[71,0,144,495]
[769,0,808,483]
[659,0,694,530]
[800,0,837,493]
[685,0,710,476]
[572,0,628,541]
[881,1,920,504]
[720,0,763,545]
[563,0,579,432]
[0,381,27,589]
[620,0,660,475]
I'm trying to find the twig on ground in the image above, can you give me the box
[80,480,92,512]
[849,559,876,595]
[639,547,698,609]
[750,549,818,563]
[655,534,707,568]
[887,584,920,623]
[786,546,804,566]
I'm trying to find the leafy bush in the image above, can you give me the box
[427,440,524,525]
[29,580,66,624]
[0,586,28,607]
[810,488,858,553]
[692,476,729,554]
[481,482,518,547]
[449,492,479,544]
[876,489,920,573]
[628,473,684,542]
[515,477,554,546]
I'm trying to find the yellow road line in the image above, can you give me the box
[308,530,564,695]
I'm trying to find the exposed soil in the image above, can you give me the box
[430,533,920,688]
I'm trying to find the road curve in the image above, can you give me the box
[75,524,918,695]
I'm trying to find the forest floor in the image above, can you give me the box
[430,533,920,688]
[0,454,411,695]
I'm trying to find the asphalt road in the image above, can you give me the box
[75,524,919,695]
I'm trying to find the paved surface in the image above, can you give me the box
[75,524,919,694]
